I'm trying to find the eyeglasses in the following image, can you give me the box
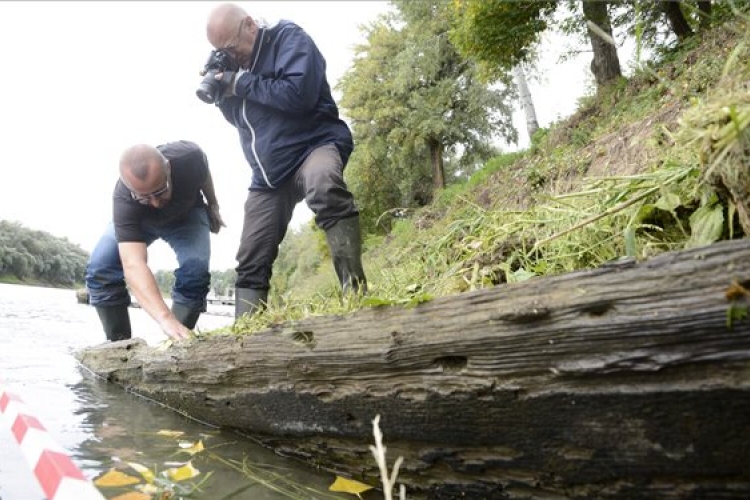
[222,19,245,57]
[130,173,171,204]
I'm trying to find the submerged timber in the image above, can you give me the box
[76,238,750,499]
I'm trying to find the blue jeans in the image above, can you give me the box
[85,206,211,312]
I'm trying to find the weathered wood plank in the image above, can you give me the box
[76,238,750,498]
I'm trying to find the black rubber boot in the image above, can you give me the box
[171,302,202,329]
[325,216,368,294]
[95,306,132,342]
[235,288,268,319]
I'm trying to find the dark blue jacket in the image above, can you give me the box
[217,20,354,190]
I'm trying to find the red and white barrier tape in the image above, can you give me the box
[0,382,105,500]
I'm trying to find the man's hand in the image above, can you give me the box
[215,71,243,97]
[208,204,226,234]
[159,316,192,341]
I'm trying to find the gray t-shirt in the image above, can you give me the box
[113,140,208,243]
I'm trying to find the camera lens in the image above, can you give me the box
[196,84,217,104]
[196,73,219,104]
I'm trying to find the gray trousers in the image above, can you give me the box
[235,144,359,290]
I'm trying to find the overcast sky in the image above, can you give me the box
[0,1,593,272]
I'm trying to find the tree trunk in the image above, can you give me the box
[513,64,539,141]
[76,238,750,498]
[581,1,622,88]
[430,138,445,190]
[662,1,694,40]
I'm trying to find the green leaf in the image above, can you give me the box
[633,203,657,223]
[655,192,681,212]
[687,204,724,248]
[508,267,536,283]
[624,226,637,257]
[727,304,748,329]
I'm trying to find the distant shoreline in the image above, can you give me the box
[0,277,79,290]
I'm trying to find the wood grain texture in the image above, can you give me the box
[76,238,750,498]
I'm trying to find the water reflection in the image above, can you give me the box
[69,368,357,499]
[0,284,362,499]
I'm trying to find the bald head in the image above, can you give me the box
[207,3,249,47]
[119,144,167,182]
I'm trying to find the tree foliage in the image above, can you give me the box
[154,269,176,297]
[154,268,237,298]
[449,0,557,82]
[270,221,328,295]
[339,0,515,233]
[450,1,625,89]
[449,1,742,94]
[0,220,89,287]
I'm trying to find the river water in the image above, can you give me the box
[0,284,364,500]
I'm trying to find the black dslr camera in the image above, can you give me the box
[196,49,238,104]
